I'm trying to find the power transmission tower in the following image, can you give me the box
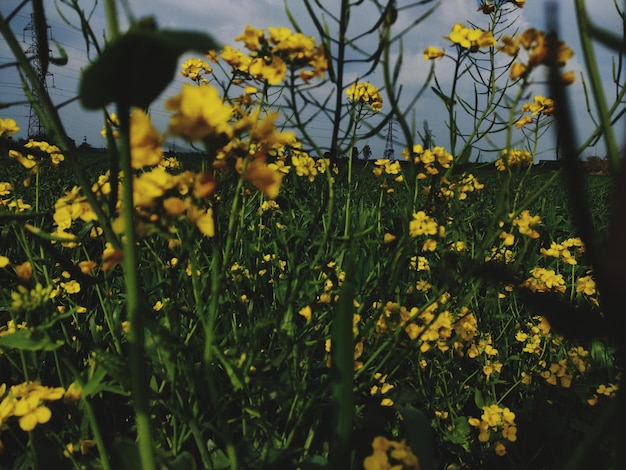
[23,13,53,139]
[383,120,395,159]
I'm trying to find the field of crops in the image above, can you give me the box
[0,148,618,468]
[1,0,624,469]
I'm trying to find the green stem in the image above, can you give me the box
[574,0,620,173]
[118,107,156,470]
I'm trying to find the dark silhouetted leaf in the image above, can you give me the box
[80,25,219,109]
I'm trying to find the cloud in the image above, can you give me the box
[1,0,623,158]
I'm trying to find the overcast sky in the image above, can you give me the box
[1,0,624,161]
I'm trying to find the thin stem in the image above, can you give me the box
[118,107,156,470]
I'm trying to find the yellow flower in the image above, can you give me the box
[515,115,533,128]
[494,441,507,456]
[298,305,312,322]
[130,109,163,169]
[60,280,81,294]
[235,25,265,51]
[191,206,215,237]
[0,117,20,136]
[240,159,283,199]
[102,243,124,272]
[0,181,12,196]
[0,255,10,268]
[165,84,234,141]
[510,61,527,79]
[576,275,596,296]
[63,382,82,404]
[346,82,383,112]
[409,211,438,237]
[181,57,213,83]
[15,261,33,282]
[383,233,396,244]
[249,55,287,85]
[446,23,496,50]
[498,36,520,56]
[423,46,445,60]
[13,394,52,431]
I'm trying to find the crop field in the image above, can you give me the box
[0,0,624,469]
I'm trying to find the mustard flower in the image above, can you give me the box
[130,109,163,169]
[235,25,265,51]
[292,152,320,181]
[363,436,419,470]
[423,46,445,60]
[0,117,19,136]
[346,81,383,112]
[181,57,213,84]
[409,211,438,237]
[248,55,287,85]
[240,158,283,199]
[522,95,555,116]
[576,275,596,296]
[166,84,234,141]
[446,23,496,50]
[515,115,533,128]
[512,210,541,238]
[495,148,533,171]
[501,28,574,83]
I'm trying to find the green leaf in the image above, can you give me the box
[168,452,197,470]
[394,406,435,470]
[81,364,108,397]
[79,25,220,109]
[111,437,142,470]
[474,388,485,408]
[50,40,68,66]
[0,330,64,351]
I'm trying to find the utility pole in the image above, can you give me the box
[383,120,395,159]
[23,13,53,139]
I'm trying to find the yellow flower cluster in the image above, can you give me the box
[539,346,589,388]
[540,237,584,265]
[180,57,213,84]
[222,25,327,84]
[374,295,465,353]
[345,81,383,112]
[363,436,419,470]
[402,144,453,178]
[0,381,65,432]
[494,147,533,171]
[370,373,395,407]
[499,28,574,84]
[9,283,53,314]
[468,404,517,455]
[8,139,64,187]
[445,23,497,51]
[409,211,443,251]
[291,151,329,182]
[515,316,551,355]
[576,274,597,297]
[588,383,619,406]
[438,173,485,200]
[373,159,402,178]
[467,334,499,359]
[524,267,566,293]
[516,95,555,128]
[512,210,541,239]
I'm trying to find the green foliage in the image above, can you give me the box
[0,0,624,469]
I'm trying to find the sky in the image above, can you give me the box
[1,0,624,162]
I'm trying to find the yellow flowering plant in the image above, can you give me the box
[0,0,623,469]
